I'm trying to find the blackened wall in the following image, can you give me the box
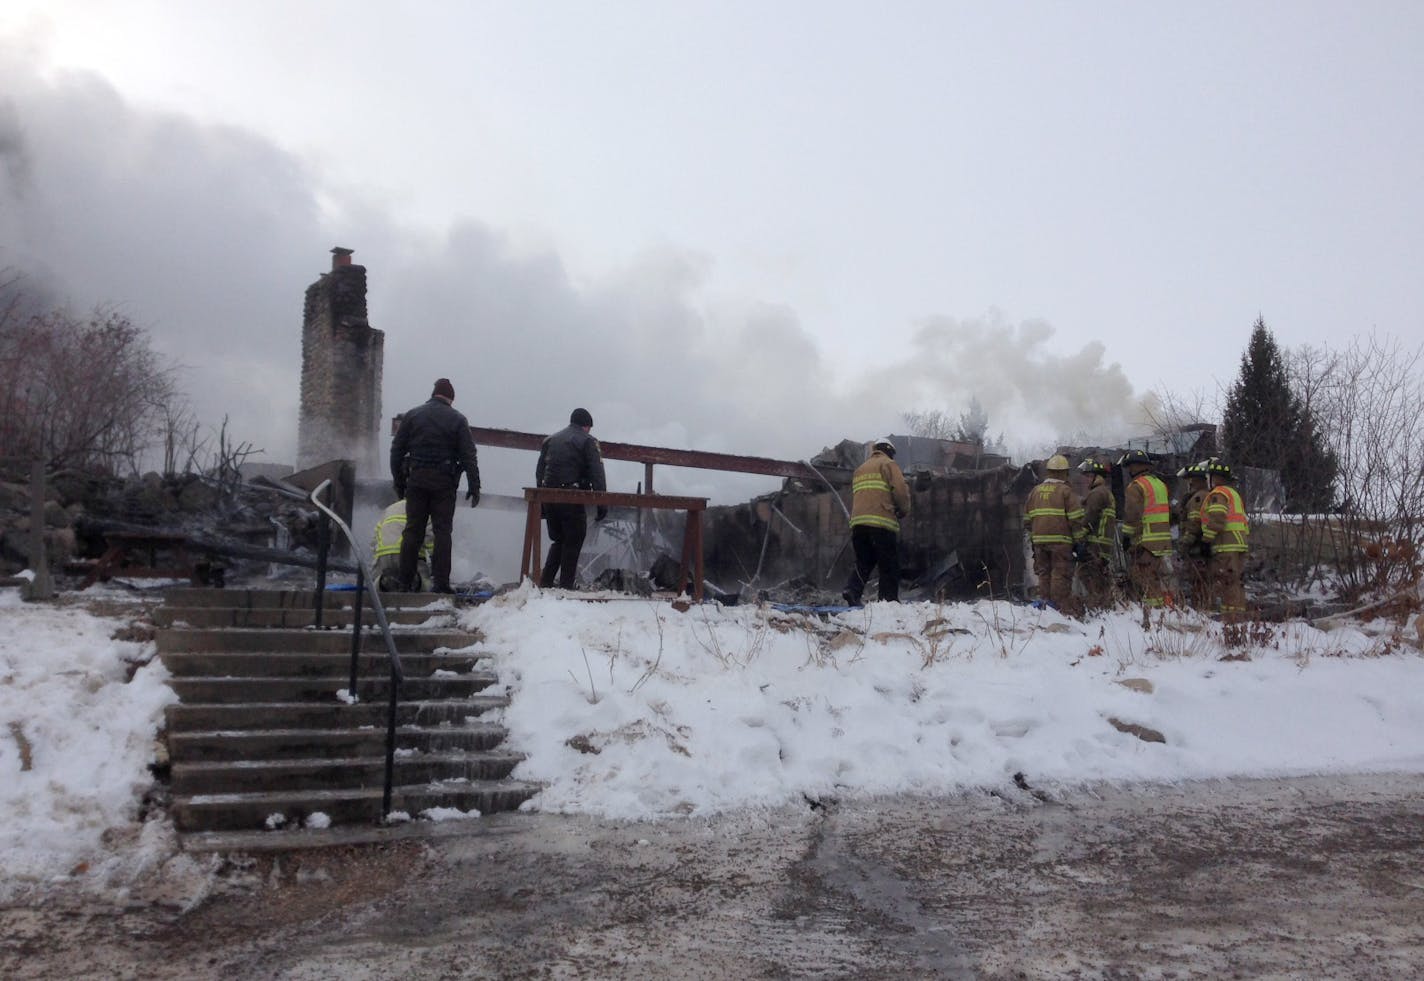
[703,466,1030,599]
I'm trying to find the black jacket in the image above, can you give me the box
[536,425,607,491]
[390,398,480,492]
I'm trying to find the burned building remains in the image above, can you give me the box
[296,248,384,475]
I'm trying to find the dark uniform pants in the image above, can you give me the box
[400,468,457,590]
[1076,549,1114,611]
[844,526,900,603]
[541,502,588,589]
[1181,553,1210,610]
[1129,545,1167,610]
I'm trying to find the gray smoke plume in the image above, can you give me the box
[0,48,1152,513]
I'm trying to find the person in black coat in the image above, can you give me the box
[536,407,607,589]
[389,378,480,593]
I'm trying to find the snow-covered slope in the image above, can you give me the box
[0,589,174,897]
[468,585,1424,819]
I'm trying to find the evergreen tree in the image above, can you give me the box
[954,396,990,444]
[1221,317,1338,511]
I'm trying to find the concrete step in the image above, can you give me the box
[167,673,499,704]
[159,650,492,678]
[172,780,543,832]
[154,606,454,629]
[165,697,508,733]
[168,723,510,763]
[171,750,525,795]
[179,814,527,853]
[160,588,443,610]
[156,627,477,654]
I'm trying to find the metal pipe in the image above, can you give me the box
[348,564,365,700]
[313,512,331,629]
[393,423,828,482]
[383,662,399,818]
[308,479,406,823]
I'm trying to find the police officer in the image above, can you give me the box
[536,407,607,589]
[389,378,480,594]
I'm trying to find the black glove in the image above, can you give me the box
[466,489,480,508]
[595,505,608,522]
[1197,539,1212,558]
[1072,541,1087,563]
[393,480,406,500]
[1120,533,1133,553]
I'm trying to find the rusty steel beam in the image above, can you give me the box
[392,421,823,482]
[521,487,707,510]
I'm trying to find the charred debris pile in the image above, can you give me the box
[0,459,351,587]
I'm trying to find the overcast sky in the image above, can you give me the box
[2,2,1421,499]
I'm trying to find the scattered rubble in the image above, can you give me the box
[0,460,338,587]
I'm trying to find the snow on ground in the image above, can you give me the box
[466,585,1424,819]
[2,578,1422,896]
[0,587,175,898]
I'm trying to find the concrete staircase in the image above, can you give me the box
[158,588,539,849]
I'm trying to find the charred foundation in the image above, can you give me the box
[703,463,1032,602]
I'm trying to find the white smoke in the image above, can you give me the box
[860,312,1155,460]
[1,47,1154,514]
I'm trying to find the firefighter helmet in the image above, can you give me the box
[1046,454,1071,472]
[1117,449,1151,468]
[872,437,897,459]
[1078,457,1109,476]
[1206,458,1234,480]
[1176,461,1206,480]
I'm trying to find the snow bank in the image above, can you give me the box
[0,589,175,896]
[465,585,1424,819]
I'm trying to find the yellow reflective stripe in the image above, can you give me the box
[1131,476,1172,549]
[1094,506,1116,541]
[850,514,900,531]
[1026,508,1068,518]
[1066,509,1085,521]
[853,477,892,492]
[1031,534,1074,544]
[374,516,403,557]
[374,514,431,559]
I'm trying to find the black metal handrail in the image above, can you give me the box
[309,479,405,820]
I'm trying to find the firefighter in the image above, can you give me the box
[1023,454,1086,617]
[1200,458,1251,622]
[1174,461,1211,611]
[536,407,608,590]
[1118,449,1172,622]
[390,378,481,594]
[371,497,432,592]
[1075,457,1116,612]
[841,437,912,605]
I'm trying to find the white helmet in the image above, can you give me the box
[872,437,897,459]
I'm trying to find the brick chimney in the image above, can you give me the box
[297,248,384,474]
